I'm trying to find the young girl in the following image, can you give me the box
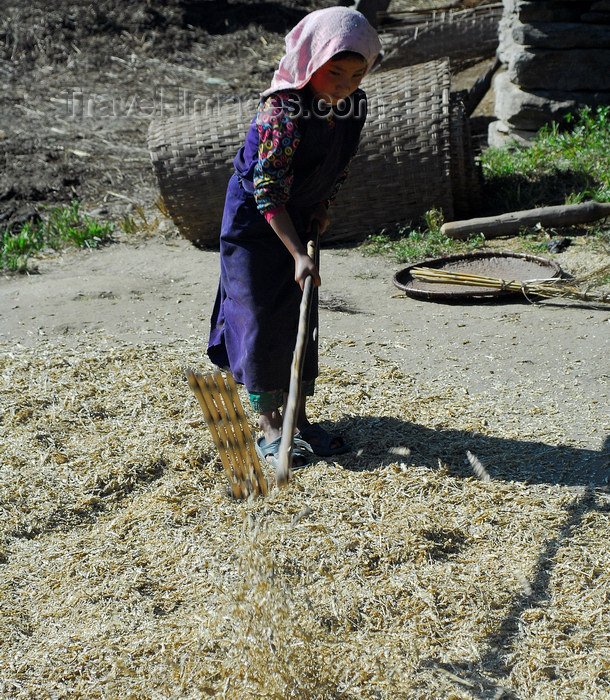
[207,7,381,469]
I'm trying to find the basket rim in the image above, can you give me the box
[393,250,563,301]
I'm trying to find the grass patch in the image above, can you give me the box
[481,105,610,213]
[363,209,484,263]
[364,106,610,262]
[1,201,114,272]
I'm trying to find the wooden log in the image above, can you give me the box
[440,201,610,240]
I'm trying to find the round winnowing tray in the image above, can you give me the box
[393,251,562,301]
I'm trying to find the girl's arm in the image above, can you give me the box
[253,94,321,289]
[253,94,300,217]
[267,208,321,291]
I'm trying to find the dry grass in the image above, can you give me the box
[1,339,609,698]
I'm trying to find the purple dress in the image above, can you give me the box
[207,88,367,394]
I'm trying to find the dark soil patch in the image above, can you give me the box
[0,0,330,231]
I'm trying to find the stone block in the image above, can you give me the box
[509,48,610,90]
[493,71,610,130]
[488,119,538,148]
[512,21,610,48]
[516,2,592,23]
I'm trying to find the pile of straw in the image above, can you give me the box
[1,339,608,698]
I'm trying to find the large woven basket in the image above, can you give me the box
[380,2,502,71]
[148,58,477,246]
[147,100,256,245]
[329,59,454,242]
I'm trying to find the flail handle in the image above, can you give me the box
[276,222,320,484]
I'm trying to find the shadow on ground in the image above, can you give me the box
[328,414,609,488]
[418,486,608,700]
[480,169,599,216]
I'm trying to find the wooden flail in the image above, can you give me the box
[185,369,268,499]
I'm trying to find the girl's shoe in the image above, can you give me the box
[295,423,350,456]
[255,435,314,470]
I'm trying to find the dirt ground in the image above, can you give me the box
[0,0,608,451]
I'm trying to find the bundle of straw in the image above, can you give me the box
[410,264,610,304]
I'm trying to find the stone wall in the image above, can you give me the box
[489,0,610,145]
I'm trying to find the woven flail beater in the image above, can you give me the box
[185,369,268,499]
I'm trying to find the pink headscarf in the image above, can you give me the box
[261,7,381,98]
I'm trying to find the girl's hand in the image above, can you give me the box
[294,252,321,291]
[267,208,322,290]
[308,202,330,235]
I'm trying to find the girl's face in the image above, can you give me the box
[307,55,367,105]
